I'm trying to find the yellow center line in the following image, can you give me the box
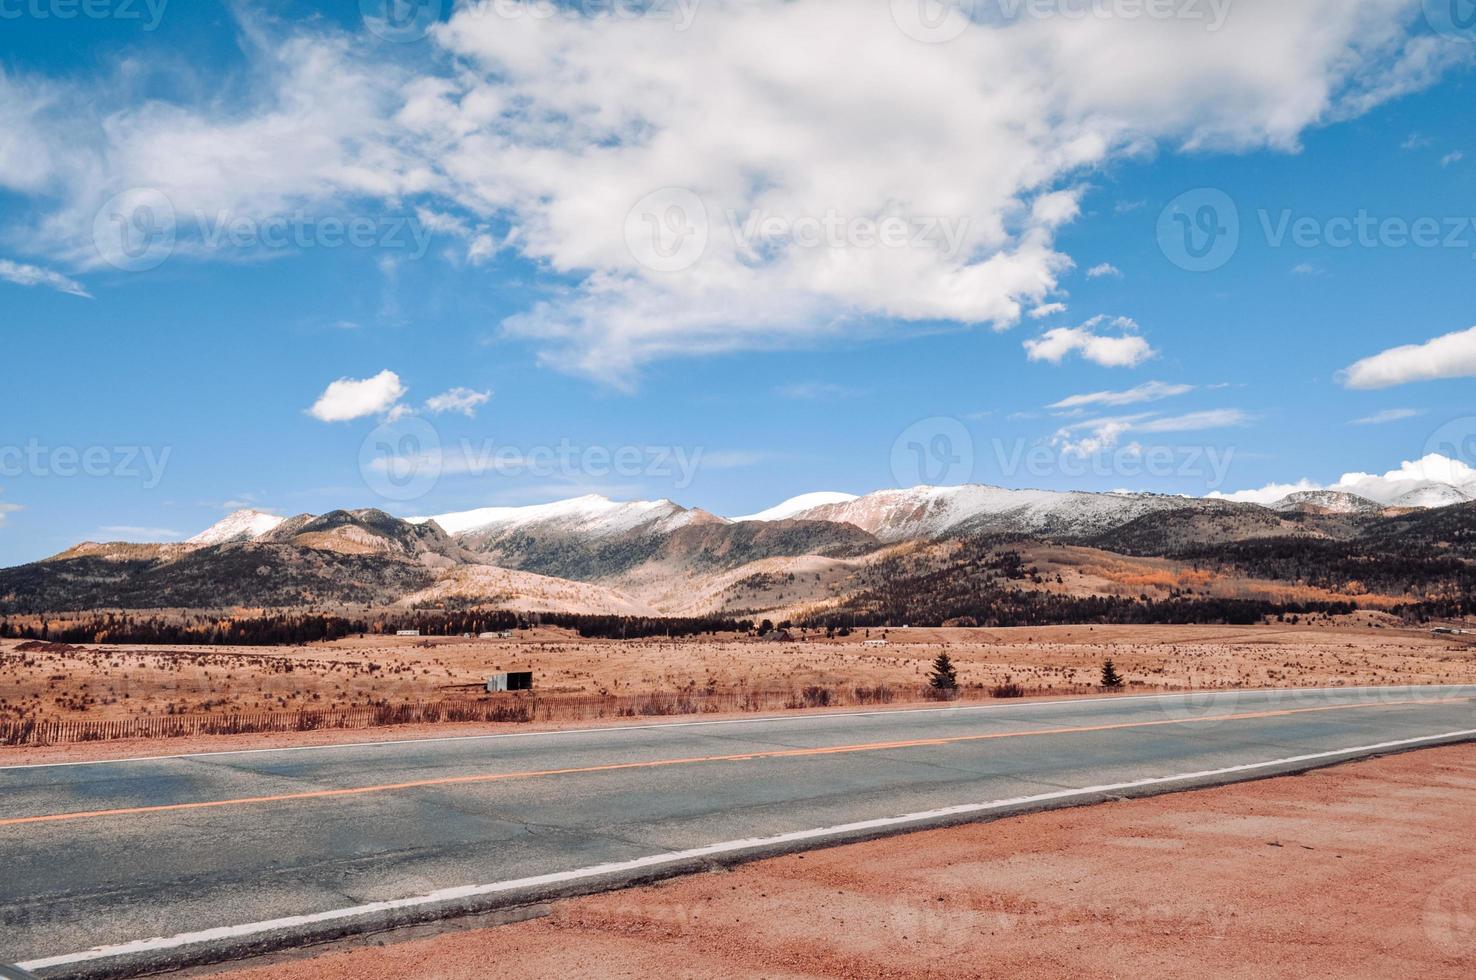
[1,697,1463,829]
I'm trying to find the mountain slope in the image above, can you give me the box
[265,509,465,566]
[1272,491,1385,516]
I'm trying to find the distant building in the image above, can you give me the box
[864,639,888,648]
[396,629,421,637]
[487,671,534,692]
[479,630,515,640]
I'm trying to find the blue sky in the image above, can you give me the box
[2,0,1476,564]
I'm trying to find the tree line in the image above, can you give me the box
[0,610,755,646]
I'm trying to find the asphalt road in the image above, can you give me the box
[3,686,1474,978]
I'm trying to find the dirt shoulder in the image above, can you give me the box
[210,743,1476,980]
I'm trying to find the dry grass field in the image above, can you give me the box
[4,620,1475,733]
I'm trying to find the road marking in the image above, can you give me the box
[0,697,1461,829]
[17,725,1476,974]
[4,684,1468,772]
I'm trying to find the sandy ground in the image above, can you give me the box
[206,743,1476,980]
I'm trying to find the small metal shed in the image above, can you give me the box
[486,671,534,693]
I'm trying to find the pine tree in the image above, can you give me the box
[929,652,959,691]
[1100,659,1125,691]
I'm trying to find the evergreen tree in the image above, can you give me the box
[1100,659,1125,690]
[929,652,959,691]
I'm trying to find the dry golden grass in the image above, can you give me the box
[4,621,1474,728]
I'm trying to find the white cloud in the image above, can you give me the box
[425,387,492,418]
[466,234,499,265]
[1211,454,1476,507]
[1350,408,1424,425]
[1441,150,1465,167]
[308,370,407,422]
[1335,454,1476,501]
[1207,480,1324,505]
[1049,381,1194,410]
[2,2,1469,382]
[1134,409,1251,433]
[1339,325,1476,389]
[1052,408,1249,455]
[1052,417,1143,456]
[0,258,90,297]
[1086,263,1122,279]
[0,496,20,528]
[100,525,182,540]
[1028,302,1068,320]
[1025,315,1156,368]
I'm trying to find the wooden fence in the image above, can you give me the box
[0,700,537,746]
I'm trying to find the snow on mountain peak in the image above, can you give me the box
[779,484,1188,542]
[1215,454,1476,509]
[1390,484,1472,509]
[733,492,860,523]
[1271,491,1384,515]
[188,509,286,545]
[413,494,698,537]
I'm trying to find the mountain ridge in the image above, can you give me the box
[5,484,1472,622]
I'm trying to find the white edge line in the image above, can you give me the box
[18,726,1476,972]
[4,685,1470,772]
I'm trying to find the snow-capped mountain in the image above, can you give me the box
[1217,454,1476,510]
[1390,484,1473,509]
[11,476,1474,618]
[774,485,1203,543]
[734,492,860,523]
[413,494,714,538]
[1271,491,1385,515]
[187,509,286,545]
